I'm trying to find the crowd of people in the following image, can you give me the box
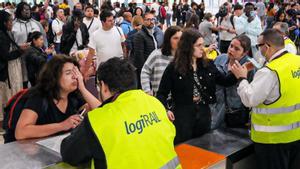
[0,0,300,169]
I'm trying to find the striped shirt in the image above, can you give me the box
[141,49,173,95]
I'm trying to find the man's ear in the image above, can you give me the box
[100,81,109,93]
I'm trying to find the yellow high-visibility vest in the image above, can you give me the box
[284,37,296,50]
[88,90,181,169]
[251,52,300,144]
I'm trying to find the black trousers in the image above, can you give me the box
[254,140,300,169]
[173,103,211,145]
[219,40,231,54]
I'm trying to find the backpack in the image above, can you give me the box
[159,6,167,19]
[2,89,48,143]
[47,19,59,45]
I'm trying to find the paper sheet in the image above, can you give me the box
[36,133,70,153]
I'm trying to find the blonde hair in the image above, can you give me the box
[131,15,143,27]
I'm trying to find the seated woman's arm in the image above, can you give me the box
[73,67,102,109]
[15,109,81,140]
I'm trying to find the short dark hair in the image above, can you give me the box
[97,58,137,93]
[260,29,284,48]
[100,9,113,22]
[232,34,251,53]
[143,12,154,19]
[161,26,182,56]
[233,3,243,11]
[84,5,94,11]
[203,12,212,20]
[245,2,255,8]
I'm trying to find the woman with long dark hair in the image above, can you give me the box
[157,29,236,144]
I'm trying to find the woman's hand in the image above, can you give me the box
[60,114,82,131]
[45,46,54,55]
[73,66,85,91]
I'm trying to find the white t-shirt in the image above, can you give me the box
[70,29,83,55]
[52,18,64,43]
[83,17,102,36]
[88,27,124,68]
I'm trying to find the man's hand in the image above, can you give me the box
[231,60,248,79]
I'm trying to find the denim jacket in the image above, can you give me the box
[210,54,255,129]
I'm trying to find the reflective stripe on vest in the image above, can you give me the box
[253,121,300,132]
[160,156,180,169]
[252,103,300,115]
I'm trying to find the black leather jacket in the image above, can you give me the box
[60,21,89,55]
[0,30,22,84]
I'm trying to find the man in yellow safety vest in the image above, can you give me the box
[60,57,180,169]
[231,29,300,169]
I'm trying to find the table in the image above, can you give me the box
[0,128,253,169]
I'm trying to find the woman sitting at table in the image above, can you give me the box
[14,54,100,141]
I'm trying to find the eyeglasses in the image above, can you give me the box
[256,43,265,49]
[145,18,156,22]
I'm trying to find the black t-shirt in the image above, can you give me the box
[23,93,85,125]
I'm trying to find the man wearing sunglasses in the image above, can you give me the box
[231,29,300,169]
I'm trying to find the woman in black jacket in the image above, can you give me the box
[157,29,236,144]
[24,31,54,86]
[0,10,29,112]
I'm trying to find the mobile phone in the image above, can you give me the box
[246,57,262,69]
[79,108,86,119]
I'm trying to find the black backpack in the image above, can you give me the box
[2,89,47,143]
[47,19,59,45]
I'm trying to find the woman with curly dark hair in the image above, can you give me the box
[157,29,236,144]
[11,55,100,142]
